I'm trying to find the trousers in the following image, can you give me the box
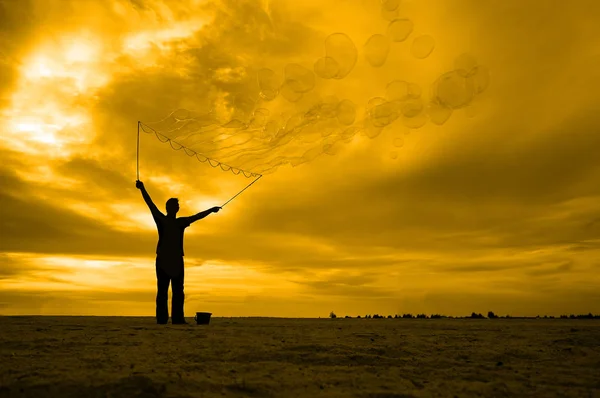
[155,256,185,323]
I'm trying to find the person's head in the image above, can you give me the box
[166,198,179,216]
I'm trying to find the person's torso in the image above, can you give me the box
[156,217,186,257]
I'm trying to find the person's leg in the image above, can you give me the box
[155,258,171,324]
[171,257,186,323]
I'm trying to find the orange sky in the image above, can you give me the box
[1,0,600,317]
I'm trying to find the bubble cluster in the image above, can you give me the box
[314,33,358,80]
[427,54,491,124]
[145,3,493,173]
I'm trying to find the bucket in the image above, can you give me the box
[194,312,212,325]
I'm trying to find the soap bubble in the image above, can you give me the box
[370,100,400,127]
[390,151,399,159]
[411,34,435,59]
[388,19,413,42]
[257,68,279,101]
[364,34,390,67]
[324,33,358,79]
[432,70,475,109]
[454,53,478,77]
[426,99,453,126]
[284,63,315,93]
[280,81,303,102]
[382,0,400,11]
[386,80,421,101]
[400,98,424,118]
[336,99,357,126]
[470,65,491,94]
[249,108,270,129]
[314,56,340,79]
[393,136,404,147]
[401,111,428,129]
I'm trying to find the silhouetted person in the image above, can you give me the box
[136,180,221,325]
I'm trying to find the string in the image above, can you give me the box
[137,121,140,181]
[221,175,262,208]
[137,120,263,208]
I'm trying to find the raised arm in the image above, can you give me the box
[136,180,164,220]
[184,206,221,225]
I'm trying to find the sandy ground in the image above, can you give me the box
[1,317,599,397]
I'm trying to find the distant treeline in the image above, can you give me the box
[328,311,600,319]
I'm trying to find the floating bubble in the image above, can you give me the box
[370,101,400,127]
[385,80,421,101]
[367,96,387,111]
[322,136,345,155]
[257,68,279,101]
[411,35,435,59]
[336,99,356,126]
[263,120,280,139]
[314,57,340,79]
[393,137,404,147]
[386,80,409,101]
[426,99,453,125]
[341,126,360,141]
[249,108,270,129]
[408,83,422,98]
[319,97,340,119]
[284,63,315,93]
[432,70,475,109]
[470,65,490,94]
[280,81,303,102]
[382,0,400,11]
[325,33,358,79]
[390,151,398,159]
[388,19,413,42]
[454,53,478,77]
[363,121,384,138]
[400,98,424,118]
[364,34,390,67]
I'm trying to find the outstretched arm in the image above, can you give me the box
[136,180,164,220]
[186,206,221,225]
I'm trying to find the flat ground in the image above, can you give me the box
[1,316,599,397]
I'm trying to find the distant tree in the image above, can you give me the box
[470,312,485,319]
[394,314,399,319]
[329,311,337,319]
[357,315,361,319]
[416,314,427,319]
[402,313,413,319]
[345,315,351,318]
[488,311,498,319]
[387,315,393,319]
